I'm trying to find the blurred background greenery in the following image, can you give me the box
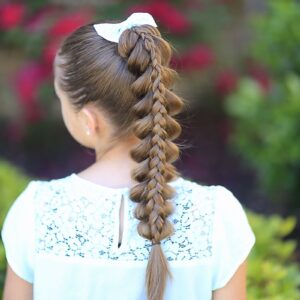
[0,0,299,298]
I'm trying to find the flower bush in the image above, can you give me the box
[0,0,241,179]
[0,0,237,127]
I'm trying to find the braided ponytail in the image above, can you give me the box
[118,25,184,300]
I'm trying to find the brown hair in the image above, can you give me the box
[55,19,184,300]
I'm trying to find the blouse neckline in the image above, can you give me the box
[70,173,183,193]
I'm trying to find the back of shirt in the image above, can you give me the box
[1,173,256,300]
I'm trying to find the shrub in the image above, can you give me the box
[247,208,300,299]
[225,75,300,207]
[0,160,31,294]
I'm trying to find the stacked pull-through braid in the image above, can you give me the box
[118,25,184,300]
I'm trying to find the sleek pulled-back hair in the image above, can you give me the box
[55,19,184,300]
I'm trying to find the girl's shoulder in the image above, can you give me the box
[11,174,248,217]
[28,174,255,253]
[171,176,245,213]
[176,177,256,290]
[19,173,253,240]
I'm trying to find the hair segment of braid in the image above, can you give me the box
[118,25,184,300]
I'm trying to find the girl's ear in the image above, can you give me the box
[79,106,101,136]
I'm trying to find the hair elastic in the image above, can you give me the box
[152,241,161,246]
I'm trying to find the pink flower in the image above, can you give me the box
[48,10,93,37]
[171,45,214,71]
[14,62,48,101]
[215,70,239,95]
[128,2,191,34]
[0,3,26,30]
[13,62,51,123]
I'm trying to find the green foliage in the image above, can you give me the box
[247,209,300,299]
[0,161,31,224]
[225,0,300,207]
[225,75,300,205]
[0,161,31,295]
[252,0,300,75]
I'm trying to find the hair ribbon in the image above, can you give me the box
[93,12,157,43]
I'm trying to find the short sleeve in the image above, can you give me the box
[211,185,256,291]
[1,180,37,283]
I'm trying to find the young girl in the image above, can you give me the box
[1,12,255,300]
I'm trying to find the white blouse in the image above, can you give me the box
[1,173,255,300]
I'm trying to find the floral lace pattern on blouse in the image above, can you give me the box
[34,175,216,262]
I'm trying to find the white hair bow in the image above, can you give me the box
[93,12,157,43]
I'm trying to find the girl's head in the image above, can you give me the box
[54,13,184,300]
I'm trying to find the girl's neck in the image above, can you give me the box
[78,136,139,188]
